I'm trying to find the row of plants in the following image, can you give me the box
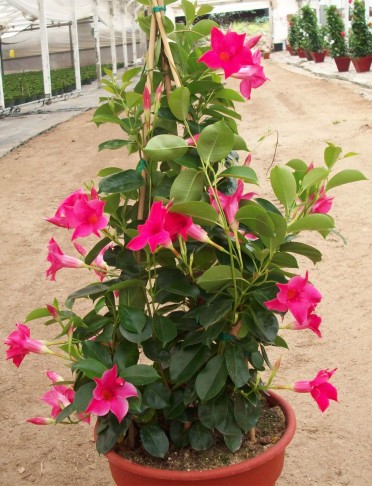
[3,62,125,108]
[287,0,372,71]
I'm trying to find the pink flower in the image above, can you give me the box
[185,133,200,147]
[287,308,322,337]
[85,365,138,422]
[310,187,333,214]
[46,304,58,319]
[306,162,315,173]
[293,369,338,412]
[47,188,108,240]
[27,417,55,425]
[45,370,64,383]
[244,153,252,166]
[4,323,51,368]
[231,50,268,100]
[198,27,253,78]
[46,238,86,281]
[164,211,209,243]
[126,201,172,253]
[245,34,261,49]
[155,83,163,104]
[264,272,322,325]
[340,31,346,37]
[209,179,255,228]
[46,189,85,228]
[74,242,113,281]
[143,85,151,112]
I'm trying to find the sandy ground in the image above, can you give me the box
[0,60,371,486]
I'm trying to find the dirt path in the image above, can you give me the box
[1,60,371,486]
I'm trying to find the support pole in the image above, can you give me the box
[0,37,5,109]
[70,0,81,92]
[135,5,144,60]
[109,0,117,74]
[343,0,350,32]
[121,1,128,68]
[93,0,102,82]
[126,0,135,65]
[38,0,52,98]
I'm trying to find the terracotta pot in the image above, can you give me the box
[351,56,372,73]
[310,51,326,63]
[102,392,296,486]
[297,48,306,58]
[334,56,351,72]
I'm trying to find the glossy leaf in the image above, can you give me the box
[219,166,258,184]
[235,203,275,237]
[326,169,367,191]
[199,299,232,329]
[195,355,228,401]
[270,166,297,209]
[280,241,322,264]
[324,144,342,168]
[197,120,234,163]
[234,394,261,433]
[197,265,243,291]
[170,168,205,202]
[301,167,329,191]
[143,382,170,409]
[98,139,129,152]
[118,305,147,334]
[113,341,139,371]
[169,87,190,120]
[73,382,96,413]
[225,344,249,388]
[152,315,177,345]
[120,364,160,385]
[288,214,334,233]
[189,422,213,451]
[170,201,219,226]
[140,424,169,458]
[25,307,51,322]
[99,170,144,194]
[144,135,188,161]
[73,358,108,379]
[170,345,209,385]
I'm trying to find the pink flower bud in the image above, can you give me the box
[46,304,58,319]
[27,417,55,425]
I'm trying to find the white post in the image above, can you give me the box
[93,0,102,81]
[121,1,128,68]
[0,51,4,109]
[70,0,81,92]
[343,0,350,32]
[109,0,117,74]
[134,5,144,60]
[126,0,135,65]
[365,0,371,22]
[38,0,52,98]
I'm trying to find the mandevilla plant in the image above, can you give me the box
[5,0,367,462]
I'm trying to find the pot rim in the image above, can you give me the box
[101,391,296,480]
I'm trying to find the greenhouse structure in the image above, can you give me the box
[0,0,371,111]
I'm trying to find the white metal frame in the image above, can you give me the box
[38,0,52,98]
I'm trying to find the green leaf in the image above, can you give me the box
[232,135,249,151]
[84,237,111,265]
[144,135,188,161]
[152,315,177,345]
[119,319,152,344]
[82,341,112,368]
[197,265,243,291]
[98,139,129,151]
[196,355,228,401]
[113,341,139,372]
[73,382,96,413]
[189,422,213,451]
[140,424,169,458]
[234,394,261,433]
[122,66,142,83]
[73,358,108,379]
[243,308,279,343]
[97,167,122,177]
[213,88,245,102]
[280,241,322,264]
[181,0,195,24]
[224,430,243,452]
[169,87,190,121]
[169,168,205,203]
[286,159,308,172]
[235,203,275,237]
[170,201,218,226]
[143,382,170,409]
[225,344,249,388]
[260,212,287,250]
[219,166,258,184]
[199,395,228,429]
[170,345,209,385]
[196,5,214,16]
[324,144,342,168]
[301,167,329,191]
[99,169,144,194]
[270,166,297,209]
[120,364,160,385]
[197,121,234,163]
[326,169,368,191]
[156,268,200,298]
[288,214,334,233]
[25,307,51,322]
[107,279,146,292]
[271,252,299,268]
[118,305,146,334]
[55,404,75,424]
[191,19,218,36]
[199,299,232,329]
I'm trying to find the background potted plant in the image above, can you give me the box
[4,1,368,486]
[326,5,351,72]
[301,5,325,62]
[349,0,372,72]
[287,15,301,55]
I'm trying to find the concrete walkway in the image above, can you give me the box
[0,53,371,159]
